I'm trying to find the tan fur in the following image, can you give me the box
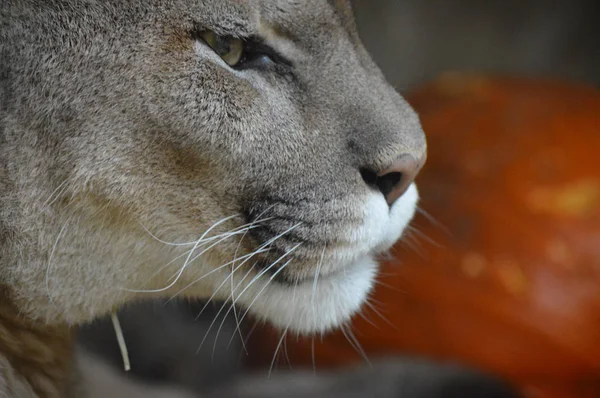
[0,0,426,396]
[0,296,73,397]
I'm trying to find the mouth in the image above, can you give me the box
[252,243,388,287]
[229,184,420,335]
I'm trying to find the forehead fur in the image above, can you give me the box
[185,0,356,50]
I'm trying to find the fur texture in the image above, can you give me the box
[1,0,426,395]
[0,301,74,397]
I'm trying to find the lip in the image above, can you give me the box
[259,249,377,287]
[247,225,360,253]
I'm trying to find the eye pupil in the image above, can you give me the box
[199,31,244,66]
[213,36,233,56]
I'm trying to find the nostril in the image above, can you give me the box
[360,167,404,202]
[360,152,426,207]
[359,167,378,188]
[375,172,403,200]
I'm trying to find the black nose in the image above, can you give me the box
[360,152,427,206]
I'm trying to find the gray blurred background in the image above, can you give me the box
[352,0,599,90]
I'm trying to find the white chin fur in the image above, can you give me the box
[234,184,420,335]
[374,182,420,253]
[238,256,377,335]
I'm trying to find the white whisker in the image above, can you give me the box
[209,222,302,349]
[138,217,270,247]
[132,246,198,290]
[416,206,449,235]
[311,246,326,330]
[196,261,255,322]
[364,300,398,332]
[283,331,292,370]
[42,179,70,211]
[211,264,257,357]
[211,240,285,359]
[269,323,290,378]
[227,264,258,352]
[341,323,371,367]
[45,219,70,304]
[168,215,284,300]
[197,223,299,355]
[160,226,264,285]
[230,206,275,349]
[235,246,299,327]
[235,319,260,363]
[222,255,295,350]
[357,310,379,329]
[224,238,300,349]
[166,247,270,303]
[311,335,316,376]
[123,214,239,293]
[213,264,259,355]
[196,299,231,355]
[123,233,236,294]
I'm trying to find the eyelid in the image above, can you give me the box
[244,38,293,68]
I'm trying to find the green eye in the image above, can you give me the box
[200,31,244,66]
[196,30,286,70]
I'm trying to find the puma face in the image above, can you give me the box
[1,0,426,334]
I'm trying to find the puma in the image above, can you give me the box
[2,0,432,395]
